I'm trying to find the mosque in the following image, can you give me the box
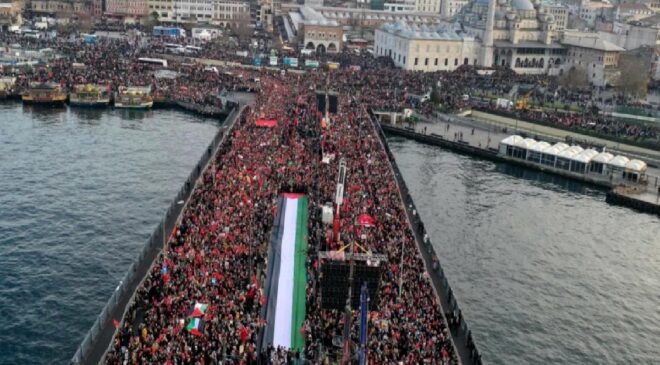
[375,0,568,74]
[457,0,566,73]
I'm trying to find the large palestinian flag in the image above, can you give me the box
[262,194,308,351]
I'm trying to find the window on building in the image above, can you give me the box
[403,56,406,64]
[425,58,428,66]
[434,58,438,66]
[414,58,419,66]
[454,58,458,66]
[444,58,448,66]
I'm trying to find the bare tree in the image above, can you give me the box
[76,12,93,33]
[559,66,589,89]
[617,50,651,99]
[235,11,252,47]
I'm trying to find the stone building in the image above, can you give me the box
[562,31,625,86]
[105,0,148,17]
[375,21,480,71]
[0,0,22,29]
[148,0,249,27]
[30,0,91,15]
[456,0,565,74]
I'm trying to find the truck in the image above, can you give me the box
[496,98,513,110]
[152,26,186,38]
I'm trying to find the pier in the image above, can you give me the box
[373,109,660,216]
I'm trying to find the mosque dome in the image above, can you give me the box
[511,0,534,10]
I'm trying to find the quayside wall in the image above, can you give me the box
[381,122,660,216]
[368,109,485,365]
[70,105,244,365]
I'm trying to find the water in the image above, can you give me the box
[1,105,658,365]
[388,137,660,365]
[0,103,219,364]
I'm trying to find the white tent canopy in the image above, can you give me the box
[592,152,614,164]
[608,155,630,168]
[500,135,524,146]
[625,159,647,172]
[528,141,551,152]
[571,149,599,164]
[542,142,570,156]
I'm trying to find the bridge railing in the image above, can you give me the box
[368,108,484,365]
[70,106,243,365]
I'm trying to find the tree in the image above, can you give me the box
[559,66,589,89]
[235,11,252,47]
[430,84,442,105]
[617,50,651,99]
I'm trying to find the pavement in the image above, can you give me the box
[390,111,660,202]
[464,110,660,165]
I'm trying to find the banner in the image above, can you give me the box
[262,194,308,351]
[305,60,319,68]
[255,119,277,128]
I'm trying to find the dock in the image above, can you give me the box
[373,109,660,216]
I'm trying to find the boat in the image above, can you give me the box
[69,84,111,107]
[114,86,153,109]
[21,82,67,105]
[0,77,16,99]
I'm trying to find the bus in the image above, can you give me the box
[165,43,186,54]
[185,45,202,55]
[138,58,168,68]
[153,26,186,38]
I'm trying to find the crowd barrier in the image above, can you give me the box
[368,108,484,365]
[70,105,244,365]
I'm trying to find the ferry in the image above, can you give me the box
[22,82,67,105]
[69,84,111,107]
[0,77,16,99]
[114,86,153,109]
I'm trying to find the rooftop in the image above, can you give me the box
[562,35,625,51]
[299,6,339,27]
[379,21,472,41]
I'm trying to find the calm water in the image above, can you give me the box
[1,104,658,365]
[388,137,660,365]
[0,103,219,364]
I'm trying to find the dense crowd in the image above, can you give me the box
[2,30,658,142]
[2,30,658,363]
[100,68,455,364]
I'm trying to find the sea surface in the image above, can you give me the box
[388,137,660,365]
[0,103,219,364]
[1,103,659,365]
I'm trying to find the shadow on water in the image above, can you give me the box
[493,162,606,197]
[70,107,105,125]
[22,104,67,125]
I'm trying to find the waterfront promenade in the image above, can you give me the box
[377,110,660,215]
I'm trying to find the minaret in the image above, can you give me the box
[479,0,496,67]
[441,0,450,18]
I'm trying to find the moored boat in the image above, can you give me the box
[0,77,15,99]
[69,84,111,107]
[21,82,67,105]
[114,86,153,109]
